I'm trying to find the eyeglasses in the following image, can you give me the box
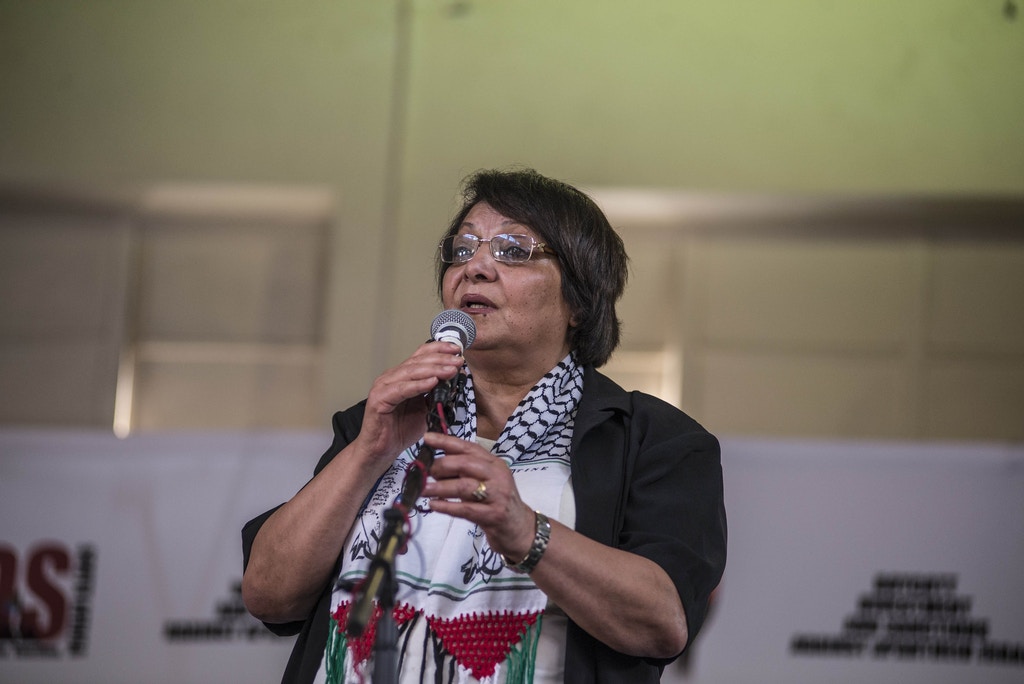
[439,233,556,265]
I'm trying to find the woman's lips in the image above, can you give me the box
[460,295,496,312]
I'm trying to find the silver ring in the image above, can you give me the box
[471,480,489,502]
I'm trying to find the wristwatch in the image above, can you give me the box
[501,511,551,574]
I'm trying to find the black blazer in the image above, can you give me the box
[242,366,726,683]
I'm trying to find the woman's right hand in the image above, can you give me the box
[353,340,466,471]
[242,339,465,624]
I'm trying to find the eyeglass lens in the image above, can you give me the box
[442,234,536,263]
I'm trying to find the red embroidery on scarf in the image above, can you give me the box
[427,610,540,679]
[331,601,417,665]
[333,602,540,679]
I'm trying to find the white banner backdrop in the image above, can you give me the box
[0,430,320,684]
[1,430,1022,684]
[667,438,1024,684]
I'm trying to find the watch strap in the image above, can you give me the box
[502,511,551,574]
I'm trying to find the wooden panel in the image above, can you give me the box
[698,238,914,350]
[700,350,910,438]
[133,359,324,430]
[928,242,1024,355]
[0,342,118,425]
[924,361,1024,441]
[0,212,128,427]
[0,214,127,337]
[617,236,681,348]
[137,221,324,344]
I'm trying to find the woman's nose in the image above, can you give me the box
[463,244,497,278]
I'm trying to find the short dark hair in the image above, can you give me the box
[435,168,628,367]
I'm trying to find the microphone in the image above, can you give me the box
[427,310,475,425]
[430,309,476,352]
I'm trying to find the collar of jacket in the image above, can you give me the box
[572,365,632,442]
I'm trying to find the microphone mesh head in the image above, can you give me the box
[430,309,477,350]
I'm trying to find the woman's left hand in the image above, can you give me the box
[420,431,536,562]
[420,431,689,659]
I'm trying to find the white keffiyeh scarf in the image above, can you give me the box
[323,354,583,684]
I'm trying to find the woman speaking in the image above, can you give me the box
[241,168,726,683]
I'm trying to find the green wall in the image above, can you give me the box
[2,0,1022,407]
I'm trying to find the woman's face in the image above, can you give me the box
[441,202,574,369]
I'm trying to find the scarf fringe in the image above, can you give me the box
[502,613,543,684]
